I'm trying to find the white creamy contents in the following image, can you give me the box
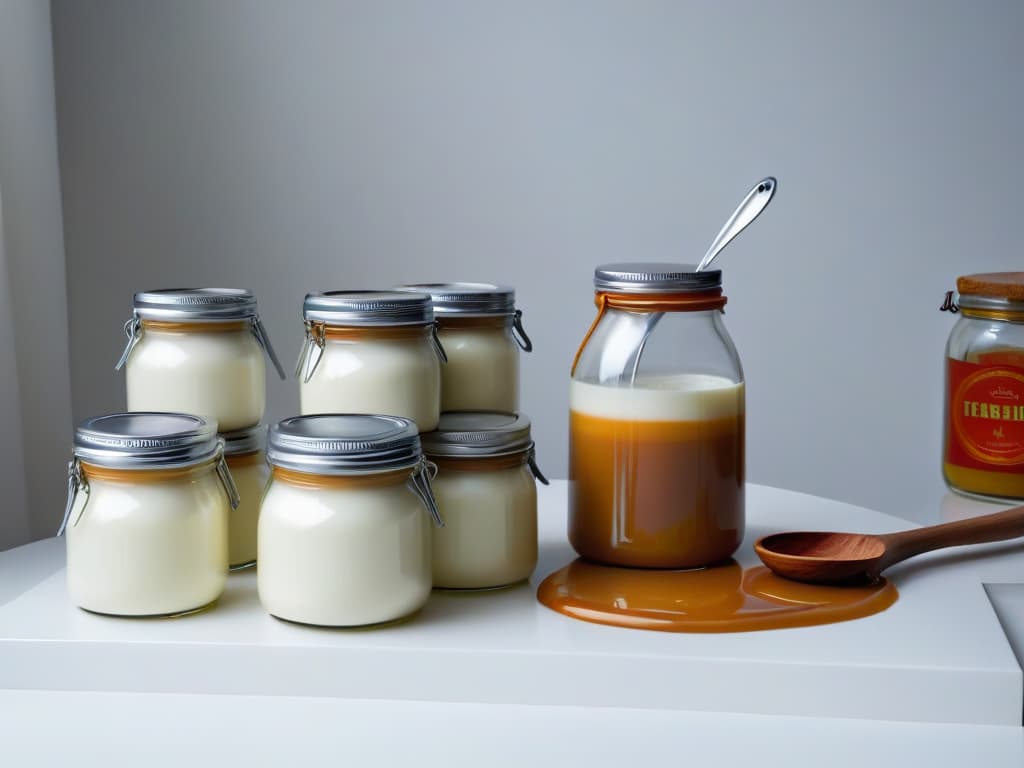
[226,453,267,569]
[570,374,744,421]
[430,461,537,589]
[126,325,265,432]
[437,325,518,412]
[300,335,440,431]
[65,466,228,616]
[257,475,431,626]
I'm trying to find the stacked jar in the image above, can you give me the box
[253,290,446,626]
[62,289,285,618]
[396,284,548,590]
[296,291,446,428]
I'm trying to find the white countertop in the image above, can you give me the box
[1,481,1022,765]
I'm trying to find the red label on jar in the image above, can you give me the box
[947,358,1024,470]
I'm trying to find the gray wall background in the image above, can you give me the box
[52,0,1023,525]
[0,0,71,547]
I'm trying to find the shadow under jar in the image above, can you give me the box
[60,413,239,617]
[116,288,286,432]
[297,291,446,432]
[569,263,745,569]
[422,412,548,589]
[257,414,443,627]
[394,283,533,412]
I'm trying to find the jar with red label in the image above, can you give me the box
[943,272,1024,500]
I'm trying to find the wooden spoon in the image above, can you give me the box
[754,504,1024,585]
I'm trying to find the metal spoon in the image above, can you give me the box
[695,177,777,273]
[623,176,778,384]
[754,504,1024,585]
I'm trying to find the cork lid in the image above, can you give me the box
[957,273,1024,301]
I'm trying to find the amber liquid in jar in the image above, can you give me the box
[569,374,745,569]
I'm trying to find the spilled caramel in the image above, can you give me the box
[536,558,897,633]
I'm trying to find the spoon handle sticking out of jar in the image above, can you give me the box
[624,177,777,385]
[695,177,777,273]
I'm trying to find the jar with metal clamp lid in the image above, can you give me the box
[296,291,447,432]
[221,424,268,570]
[569,263,745,569]
[943,272,1024,500]
[60,413,239,617]
[258,414,443,627]
[115,289,286,432]
[395,283,532,412]
[421,412,548,589]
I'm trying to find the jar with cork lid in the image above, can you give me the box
[943,272,1024,501]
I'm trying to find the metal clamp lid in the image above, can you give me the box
[72,412,222,469]
[58,415,240,535]
[114,288,285,379]
[395,283,533,352]
[296,292,447,382]
[594,263,722,294]
[221,424,267,456]
[267,414,423,474]
[132,288,259,321]
[267,414,443,526]
[395,282,514,316]
[303,290,435,326]
[420,412,549,484]
[407,457,444,527]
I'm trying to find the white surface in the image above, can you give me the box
[51,1,1024,532]
[1,482,1022,727]
[2,690,1022,768]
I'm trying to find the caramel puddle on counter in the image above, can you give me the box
[536,558,897,632]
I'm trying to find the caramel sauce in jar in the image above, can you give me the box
[569,376,745,568]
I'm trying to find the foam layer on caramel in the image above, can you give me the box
[570,375,743,422]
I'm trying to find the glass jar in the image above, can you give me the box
[943,272,1024,500]
[395,283,533,412]
[222,425,268,570]
[116,289,285,432]
[258,414,443,627]
[297,291,447,432]
[422,412,548,589]
[569,263,745,569]
[59,413,239,617]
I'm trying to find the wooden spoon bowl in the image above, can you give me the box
[755,504,1024,586]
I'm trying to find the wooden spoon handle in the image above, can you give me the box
[879,503,1024,569]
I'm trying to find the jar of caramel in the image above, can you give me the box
[943,272,1024,501]
[569,263,745,568]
